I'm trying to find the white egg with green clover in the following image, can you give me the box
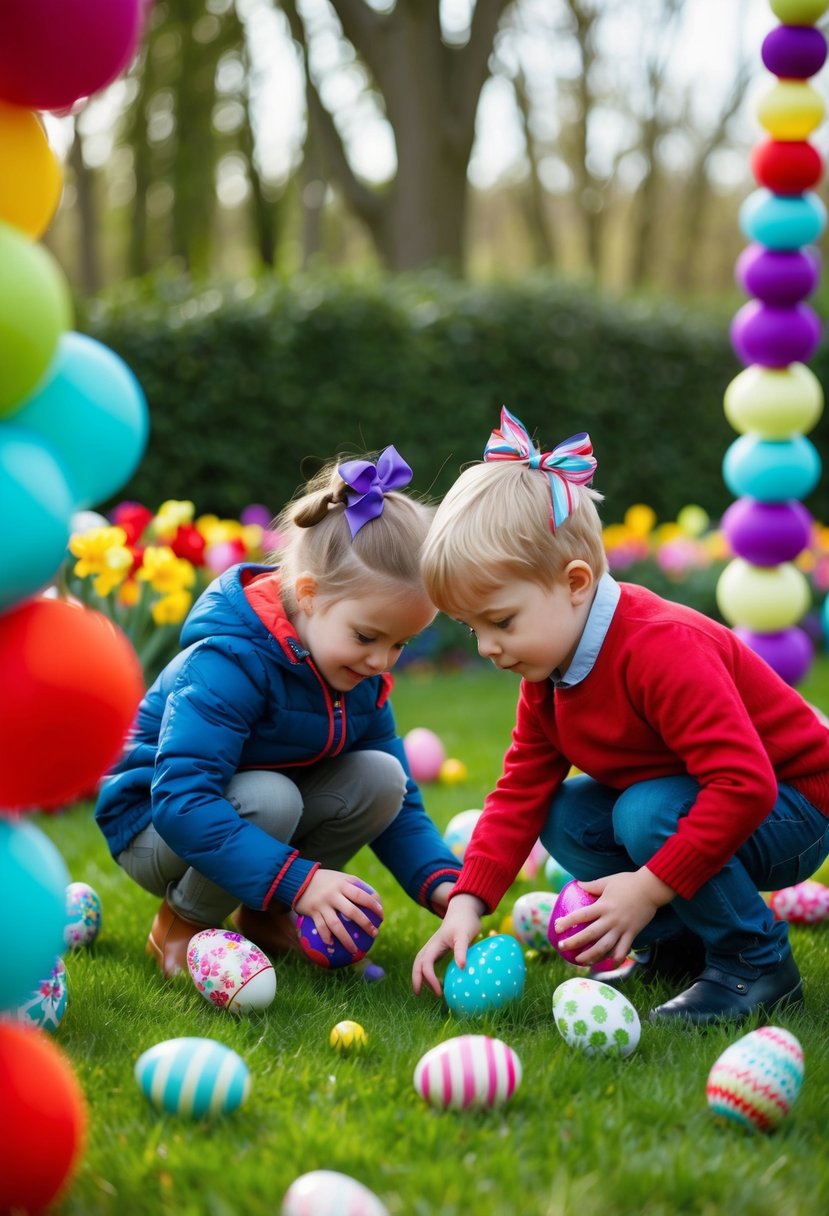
[552,977,641,1058]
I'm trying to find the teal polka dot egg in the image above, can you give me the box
[444,933,526,1017]
[553,977,641,1058]
[135,1036,250,1117]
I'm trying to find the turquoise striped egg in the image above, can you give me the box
[135,1037,250,1118]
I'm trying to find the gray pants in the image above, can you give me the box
[117,750,406,924]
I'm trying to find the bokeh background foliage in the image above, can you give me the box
[83,271,787,523]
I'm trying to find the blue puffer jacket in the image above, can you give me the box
[96,564,461,912]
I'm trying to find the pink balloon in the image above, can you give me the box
[0,0,144,111]
[403,727,446,783]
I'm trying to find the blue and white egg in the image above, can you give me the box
[444,934,526,1017]
[552,977,641,1058]
[414,1034,522,1110]
[64,881,102,948]
[11,957,68,1032]
[512,891,558,953]
[135,1036,250,1117]
[282,1170,389,1216]
[442,809,482,860]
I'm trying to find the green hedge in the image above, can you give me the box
[82,272,829,523]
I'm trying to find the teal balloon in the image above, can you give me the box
[722,433,821,501]
[0,425,73,610]
[740,189,827,250]
[0,817,70,1012]
[13,332,149,509]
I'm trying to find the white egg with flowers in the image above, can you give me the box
[706,1025,804,1133]
[187,928,276,1013]
[553,977,641,1057]
[511,890,558,952]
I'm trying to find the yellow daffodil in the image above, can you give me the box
[624,504,656,538]
[153,499,195,541]
[137,546,197,594]
[151,590,194,626]
[196,514,245,546]
[68,526,133,596]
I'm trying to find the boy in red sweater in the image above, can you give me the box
[412,407,829,1023]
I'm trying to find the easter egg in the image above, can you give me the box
[544,855,575,893]
[552,977,641,1058]
[12,957,68,1032]
[64,880,102,948]
[706,1026,804,1133]
[768,879,829,923]
[519,837,549,880]
[187,929,276,1013]
[443,809,482,860]
[444,934,526,1017]
[282,1170,389,1216]
[403,727,446,782]
[329,1020,368,1054]
[439,757,468,786]
[296,880,382,969]
[413,1034,522,1110]
[548,880,598,965]
[716,561,811,633]
[723,363,823,438]
[512,891,558,952]
[135,1036,251,1118]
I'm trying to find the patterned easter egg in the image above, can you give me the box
[12,957,67,1032]
[443,809,482,860]
[518,838,549,881]
[329,1020,368,1054]
[413,1034,522,1110]
[512,891,558,952]
[282,1170,389,1216]
[553,977,641,1058]
[706,1026,804,1132]
[544,855,575,893]
[64,881,102,948]
[768,879,829,923]
[444,934,526,1017]
[296,881,382,969]
[135,1036,250,1117]
[187,929,276,1013]
[548,880,598,964]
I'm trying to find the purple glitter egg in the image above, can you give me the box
[721,498,813,565]
[296,880,383,969]
[762,25,827,79]
[736,244,820,305]
[735,626,814,686]
[730,300,822,367]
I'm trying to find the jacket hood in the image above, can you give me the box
[180,563,289,652]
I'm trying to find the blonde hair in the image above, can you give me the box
[421,460,607,616]
[272,457,434,614]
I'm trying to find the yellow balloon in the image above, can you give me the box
[716,560,811,631]
[770,0,829,22]
[756,80,825,141]
[724,364,823,438]
[0,101,62,238]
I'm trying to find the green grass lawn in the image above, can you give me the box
[29,662,829,1215]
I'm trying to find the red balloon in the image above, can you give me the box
[0,1023,87,1213]
[0,0,144,112]
[751,140,823,195]
[0,597,144,811]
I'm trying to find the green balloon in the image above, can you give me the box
[0,221,73,417]
[770,0,829,22]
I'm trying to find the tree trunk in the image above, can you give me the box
[68,126,101,296]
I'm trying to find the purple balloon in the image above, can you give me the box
[762,25,827,79]
[721,498,813,565]
[736,244,820,306]
[730,300,822,367]
[735,626,814,686]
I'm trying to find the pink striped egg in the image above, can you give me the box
[706,1026,804,1133]
[413,1034,522,1110]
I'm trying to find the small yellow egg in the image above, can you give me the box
[439,757,468,786]
[329,1020,368,1054]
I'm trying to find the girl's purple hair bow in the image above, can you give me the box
[483,406,597,529]
[337,445,413,537]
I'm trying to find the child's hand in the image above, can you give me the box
[412,893,486,997]
[552,868,675,966]
[295,869,384,955]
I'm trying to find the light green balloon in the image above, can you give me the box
[716,559,811,632]
[0,221,73,417]
[770,0,829,23]
[724,364,823,439]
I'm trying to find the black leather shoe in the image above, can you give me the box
[593,927,706,987]
[648,952,804,1025]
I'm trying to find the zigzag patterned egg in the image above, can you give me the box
[706,1025,804,1132]
[187,929,276,1013]
[135,1036,250,1117]
[444,933,526,1017]
[553,977,641,1057]
[282,1170,389,1215]
[413,1034,522,1110]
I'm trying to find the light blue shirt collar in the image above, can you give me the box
[551,572,620,688]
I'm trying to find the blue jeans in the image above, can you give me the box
[541,774,829,977]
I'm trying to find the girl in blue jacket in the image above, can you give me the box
[96,446,460,977]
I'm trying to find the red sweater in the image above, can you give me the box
[454,583,829,911]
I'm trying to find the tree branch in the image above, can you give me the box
[328,0,388,86]
[450,0,514,140]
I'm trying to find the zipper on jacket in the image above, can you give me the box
[331,693,344,753]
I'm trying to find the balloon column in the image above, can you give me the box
[0,3,148,1211]
[717,0,828,685]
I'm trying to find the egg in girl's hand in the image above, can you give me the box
[553,977,641,1057]
[296,880,383,969]
[413,1034,522,1110]
[547,879,598,964]
[12,958,68,1032]
[135,1036,250,1117]
[706,1026,804,1132]
[282,1170,389,1216]
[187,929,276,1013]
[64,881,102,948]
[444,934,526,1017]
[512,891,558,952]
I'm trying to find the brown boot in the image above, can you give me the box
[146,899,213,979]
[230,905,302,958]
